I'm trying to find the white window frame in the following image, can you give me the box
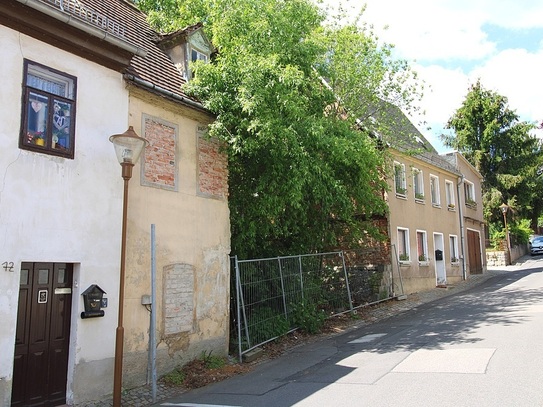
[191,47,209,63]
[416,230,429,262]
[430,174,440,206]
[413,168,424,201]
[397,227,410,262]
[394,161,407,196]
[465,180,476,206]
[449,235,459,263]
[445,180,455,209]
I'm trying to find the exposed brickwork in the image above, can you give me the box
[163,263,194,336]
[197,127,228,199]
[143,116,177,190]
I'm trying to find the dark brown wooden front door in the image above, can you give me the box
[12,263,73,407]
[467,230,483,275]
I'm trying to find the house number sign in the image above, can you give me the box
[2,262,14,272]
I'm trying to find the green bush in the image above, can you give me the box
[247,307,290,343]
[289,301,326,334]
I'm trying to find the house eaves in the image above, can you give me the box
[2,0,208,114]
[1,0,146,71]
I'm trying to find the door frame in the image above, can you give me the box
[12,262,75,407]
[433,232,446,286]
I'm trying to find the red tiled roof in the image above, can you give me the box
[41,0,200,105]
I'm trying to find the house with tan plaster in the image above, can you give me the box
[380,105,486,294]
[0,0,230,405]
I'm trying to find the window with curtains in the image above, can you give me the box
[430,174,440,206]
[450,235,459,263]
[20,60,77,158]
[416,230,428,262]
[397,228,410,261]
[445,180,455,209]
[394,162,407,196]
[465,180,476,207]
[413,168,424,200]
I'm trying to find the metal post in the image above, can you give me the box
[113,162,133,407]
[150,224,157,402]
[340,252,354,312]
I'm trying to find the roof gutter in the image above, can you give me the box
[124,73,210,114]
[15,0,147,58]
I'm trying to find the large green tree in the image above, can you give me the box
[136,0,422,258]
[442,79,543,228]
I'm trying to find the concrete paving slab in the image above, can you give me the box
[392,348,496,373]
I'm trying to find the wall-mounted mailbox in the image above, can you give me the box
[81,284,106,319]
[435,249,443,261]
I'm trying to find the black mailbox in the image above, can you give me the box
[435,249,443,261]
[81,284,106,319]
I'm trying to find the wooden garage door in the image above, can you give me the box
[467,230,483,275]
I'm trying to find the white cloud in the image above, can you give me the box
[317,0,543,151]
[470,48,543,122]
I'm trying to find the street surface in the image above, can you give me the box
[156,258,543,407]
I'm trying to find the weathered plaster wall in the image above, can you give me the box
[120,88,231,388]
[0,27,130,405]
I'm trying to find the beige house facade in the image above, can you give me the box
[382,108,486,295]
[0,1,230,405]
[387,151,466,293]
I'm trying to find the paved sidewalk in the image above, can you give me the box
[79,262,521,407]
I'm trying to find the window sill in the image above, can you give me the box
[432,204,442,208]
[415,198,425,204]
[447,206,456,211]
[396,193,408,200]
[399,260,411,266]
[419,261,430,266]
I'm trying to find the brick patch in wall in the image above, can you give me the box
[142,115,178,191]
[163,263,194,335]
[197,125,228,199]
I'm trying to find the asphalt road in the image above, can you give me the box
[156,259,543,407]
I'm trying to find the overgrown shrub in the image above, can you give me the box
[289,301,326,334]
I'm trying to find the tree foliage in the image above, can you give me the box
[136,0,422,258]
[442,79,543,229]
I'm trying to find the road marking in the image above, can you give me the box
[348,333,387,343]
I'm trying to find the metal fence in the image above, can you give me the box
[230,246,404,360]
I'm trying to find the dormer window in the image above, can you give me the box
[191,48,208,63]
[158,23,213,81]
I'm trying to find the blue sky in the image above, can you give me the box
[321,0,543,153]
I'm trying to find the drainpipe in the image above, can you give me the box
[457,175,467,280]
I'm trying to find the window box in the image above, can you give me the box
[447,203,455,211]
[466,199,477,209]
